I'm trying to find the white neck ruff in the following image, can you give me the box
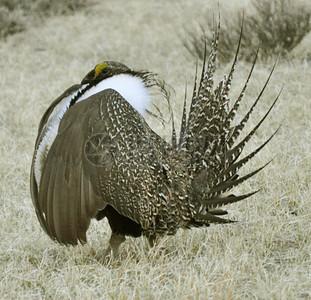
[78,74,150,115]
[34,74,150,188]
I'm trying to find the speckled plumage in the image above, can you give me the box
[30,27,279,253]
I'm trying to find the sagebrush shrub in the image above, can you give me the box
[0,6,25,39]
[184,0,311,63]
[0,0,88,39]
[31,0,87,17]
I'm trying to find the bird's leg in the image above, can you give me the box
[104,232,126,259]
[146,234,168,256]
[147,234,157,248]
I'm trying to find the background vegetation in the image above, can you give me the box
[0,0,310,298]
[0,0,88,39]
[184,0,311,63]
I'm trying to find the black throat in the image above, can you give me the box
[69,84,92,107]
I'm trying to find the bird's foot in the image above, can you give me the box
[147,235,169,258]
[98,233,126,265]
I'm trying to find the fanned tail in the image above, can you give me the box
[177,21,280,226]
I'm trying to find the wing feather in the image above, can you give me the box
[32,89,168,244]
[35,91,111,244]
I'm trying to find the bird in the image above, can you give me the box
[30,25,280,258]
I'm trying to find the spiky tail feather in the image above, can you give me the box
[176,21,280,226]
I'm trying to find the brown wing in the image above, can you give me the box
[32,89,109,244]
[32,89,169,244]
[30,84,82,237]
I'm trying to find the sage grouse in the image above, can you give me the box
[30,28,279,256]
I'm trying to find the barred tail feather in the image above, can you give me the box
[207,190,260,210]
[225,91,281,168]
[227,61,278,147]
[179,23,280,226]
[185,25,220,155]
[209,160,272,195]
[195,212,235,224]
[171,110,177,149]
[219,18,244,110]
[224,48,259,136]
[179,85,188,148]
[221,126,280,181]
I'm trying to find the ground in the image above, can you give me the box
[0,0,310,299]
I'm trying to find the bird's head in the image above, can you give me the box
[74,61,164,115]
[81,61,131,85]
[80,61,155,88]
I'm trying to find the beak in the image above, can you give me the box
[81,69,95,85]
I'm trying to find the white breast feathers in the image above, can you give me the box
[33,74,150,188]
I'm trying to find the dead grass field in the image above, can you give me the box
[0,0,310,299]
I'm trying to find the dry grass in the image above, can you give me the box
[0,0,310,298]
